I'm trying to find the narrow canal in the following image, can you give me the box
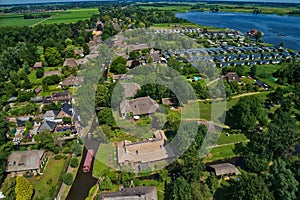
[66,117,100,200]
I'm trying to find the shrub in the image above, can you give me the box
[63,147,71,154]
[73,143,82,156]
[54,155,63,160]
[53,147,59,154]
[42,74,61,85]
[70,158,79,168]
[63,173,73,185]
[65,130,71,137]
[36,68,44,79]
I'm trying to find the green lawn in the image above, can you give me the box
[40,85,63,96]
[183,92,269,124]
[204,144,236,163]
[217,132,247,145]
[93,143,116,178]
[29,157,66,199]
[182,99,233,124]
[28,70,43,85]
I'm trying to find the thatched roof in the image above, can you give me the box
[117,130,174,164]
[120,96,159,116]
[6,150,45,172]
[33,62,42,69]
[44,70,61,77]
[210,163,241,176]
[121,83,141,98]
[63,58,79,68]
[99,186,157,200]
[226,72,241,83]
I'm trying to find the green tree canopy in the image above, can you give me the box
[226,95,267,130]
[109,56,127,74]
[45,47,62,67]
[266,159,299,200]
[233,173,273,200]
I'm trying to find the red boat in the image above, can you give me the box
[83,149,94,172]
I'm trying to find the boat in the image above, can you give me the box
[83,149,94,172]
[277,33,286,37]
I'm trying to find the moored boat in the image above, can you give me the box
[83,149,94,172]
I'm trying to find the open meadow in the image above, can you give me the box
[0,8,98,26]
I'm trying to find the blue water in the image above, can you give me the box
[176,12,300,51]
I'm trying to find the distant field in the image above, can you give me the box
[140,5,192,12]
[0,14,44,26]
[42,8,98,25]
[0,8,98,26]
[138,3,300,16]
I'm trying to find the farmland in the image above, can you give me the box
[0,14,45,26]
[0,8,98,26]
[42,8,99,25]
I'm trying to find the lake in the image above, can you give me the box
[176,11,300,51]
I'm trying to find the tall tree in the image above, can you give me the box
[226,95,267,130]
[45,47,62,67]
[266,159,299,200]
[233,173,273,200]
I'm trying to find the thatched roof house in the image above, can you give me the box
[63,58,79,68]
[117,130,174,169]
[99,186,157,200]
[44,70,61,77]
[6,150,46,174]
[61,76,83,87]
[121,83,141,98]
[51,90,72,102]
[210,163,241,177]
[32,62,43,70]
[225,72,242,83]
[120,96,159,118]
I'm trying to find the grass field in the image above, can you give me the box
[0,14,45,26]
[40,85,63,96]
[28,70,43,85]
[255,64,283,88]
[93,143,116,177]
[140,5,192,12]
[183,92,269,124]
[217,132,247,145]
[42,8,98,25]
[29,157,66,199]
[138,3,300,16]
[204,144,236,163]
[0,8,98,26]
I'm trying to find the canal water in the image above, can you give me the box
[66,117,100,200]
[66,139,99,200]
[176,11,300,51]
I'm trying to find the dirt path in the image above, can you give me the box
[211,140,250,148]
[231,92,261,99]
[30,16,53,27]
[197,91,263,102]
